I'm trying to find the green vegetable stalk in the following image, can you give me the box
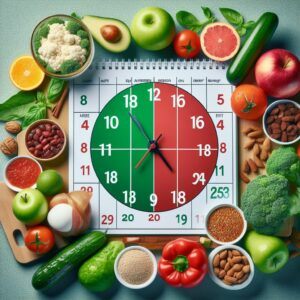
[78,241,125,292]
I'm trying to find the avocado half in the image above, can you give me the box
[82,16,131,53]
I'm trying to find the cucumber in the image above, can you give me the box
[32,231,107,290]
[227,12,279,85]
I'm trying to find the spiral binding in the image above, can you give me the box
[91,59,226,71]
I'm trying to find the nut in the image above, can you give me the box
[5,121,21,134]
[0,137,18,155]
[100,25,122,43]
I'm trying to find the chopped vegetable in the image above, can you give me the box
[60,59,81,74]
[66,20,82,34]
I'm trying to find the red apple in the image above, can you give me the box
[255,49,300,98]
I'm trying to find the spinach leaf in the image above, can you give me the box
[220,8,244,26]
[37,91,46,103]
[47,78,66,103]
[22,102,47,128]
[0,91,36,121]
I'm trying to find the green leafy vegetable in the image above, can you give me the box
[220,8,243,26]
[176,7,216,33]
[0,91,36,121]
[37,91,46,103]
[71,12,82,20]
[47,78,66,103]
[219,7,255,36]
[22,102,47,128]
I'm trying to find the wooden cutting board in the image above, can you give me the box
[0,98,293,263]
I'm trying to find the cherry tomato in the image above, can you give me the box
[24,226,55,254]
[173,30,201,59]
[231,84,268,120]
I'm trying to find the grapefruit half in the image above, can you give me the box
[200,22,240,62]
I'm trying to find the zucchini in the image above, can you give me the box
[227,12,279,85]
[32,231,107,290]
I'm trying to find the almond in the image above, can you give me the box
[253,143,260,156]
[242,160,250,174]
[248,129,263,138]
[248,158,258,173]
[255,137,265,144]
[254,155,264,168]
[262,138,271,152]
[260,149,269,161]
[243,139,255,150]
[240,172,250,184]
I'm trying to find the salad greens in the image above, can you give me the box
[176,7,216,33]
[176,7,255,36]
[0,78,66,128]
[220,8,255,36]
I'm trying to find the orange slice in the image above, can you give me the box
[9,56,45,90]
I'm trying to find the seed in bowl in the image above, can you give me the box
[213,249,250,285]
[26,122,64,159]
[266,102,300,143]
[207,206,244,243]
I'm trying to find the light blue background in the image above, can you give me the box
[0,0,300,299]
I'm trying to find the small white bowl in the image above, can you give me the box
[3,156,43,192]
[209,245,254,290]
[204,204,247,245]
[114,246,157,289]
[263,99,300,145]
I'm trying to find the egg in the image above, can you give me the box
[47,203,73,233]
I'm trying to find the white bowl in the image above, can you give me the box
[208,245,255,290]
[3,156,43,192]
[114,246,157,289]
[204,204,247,245]
[262,99,300,145]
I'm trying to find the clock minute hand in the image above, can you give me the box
[128,112,151,143]
[155,148,173,172]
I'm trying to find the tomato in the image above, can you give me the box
[173,30,201,59]
[231,84,268,120]
[24,226,55,254]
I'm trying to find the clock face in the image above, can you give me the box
[91,82,218,212]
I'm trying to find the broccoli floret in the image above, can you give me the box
[35,55,47,67]
[80,38,90,49]
[241,174,291,235]
[266,146,300,186]
[37,24,49,40]
[76,29,88,39]
[71,12,82,20]
[34,39,42,53]
[66,20,82,34]
[46,64,57,73]
[60,60,81,74]
[47,17,64,25]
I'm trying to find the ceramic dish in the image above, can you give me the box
[114,246,157,289]
[208,245,255,290]
[25,119,67,162]
[262,99,300,145]
[31,14,94,79]
[204,203,247,245]
[3,156,43,192]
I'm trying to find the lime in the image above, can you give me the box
[37,170,63,196]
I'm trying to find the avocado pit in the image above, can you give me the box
[100,25,122,43]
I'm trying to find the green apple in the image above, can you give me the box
[131,7,176,51]
[37,170,63,196]
[12,188,48,226]
[244,231,289,274]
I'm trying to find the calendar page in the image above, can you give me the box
[69,60,237,235]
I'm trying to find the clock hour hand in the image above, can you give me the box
[128,112,151,143]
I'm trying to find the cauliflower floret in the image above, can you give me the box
[38,21,87,72]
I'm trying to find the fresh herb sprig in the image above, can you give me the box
[219,8,255,36]
[176,7,216,33]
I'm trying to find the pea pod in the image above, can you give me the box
[226,12,279,85]
[47,78,67,103]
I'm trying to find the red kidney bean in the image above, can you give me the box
[26,121,65,159]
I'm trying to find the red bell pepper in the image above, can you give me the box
[158,238,208,288]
